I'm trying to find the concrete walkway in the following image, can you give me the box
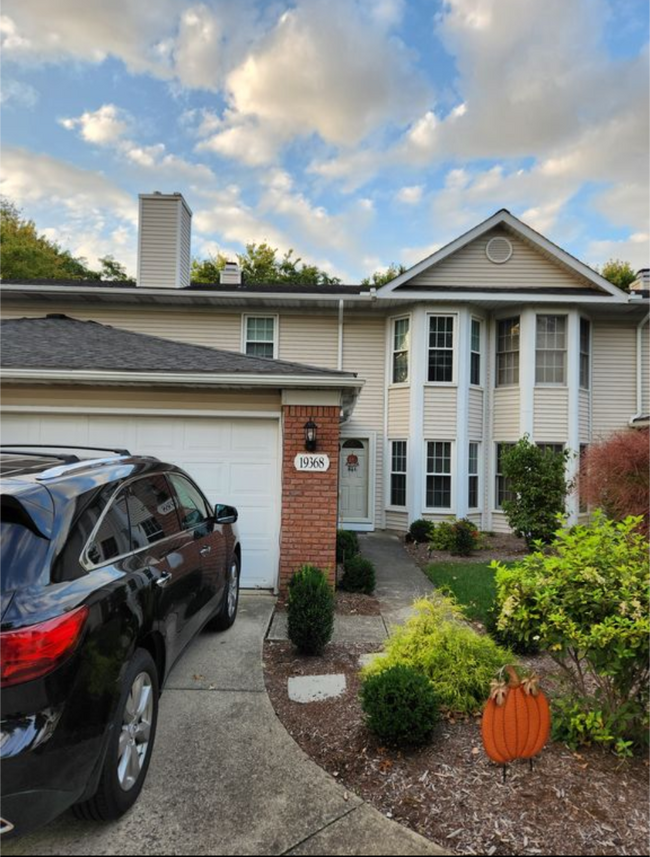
[5,592,445,857]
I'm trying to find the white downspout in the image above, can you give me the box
[633,313,649,420]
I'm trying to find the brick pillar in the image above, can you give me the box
[279,405,340,592]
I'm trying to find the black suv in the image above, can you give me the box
[0,447,241,838]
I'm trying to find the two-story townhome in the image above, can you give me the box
[2,193,648,591]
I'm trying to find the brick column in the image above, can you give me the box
[279,405,340,592]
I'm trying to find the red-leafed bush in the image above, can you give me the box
[579,428,649,534]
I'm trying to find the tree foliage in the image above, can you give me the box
[501,435,570,548]
[0,197,133,282]
[599,258,637,291]
[361,263,407,287]
[192,242,340,286]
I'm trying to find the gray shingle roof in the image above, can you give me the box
[0,280,371,295]
[1,315,356,379]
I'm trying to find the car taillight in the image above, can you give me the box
[1,606,89,688]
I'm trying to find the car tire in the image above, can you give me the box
[206,553,240,631]
[73,648,159,822]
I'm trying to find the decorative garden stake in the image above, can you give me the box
[481,665,551,782]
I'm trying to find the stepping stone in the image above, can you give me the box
[288,674,347,703]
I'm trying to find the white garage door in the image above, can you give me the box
[2,413,280,589]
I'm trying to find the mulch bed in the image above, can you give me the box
[264,641,649,856]
[405,532,530,566]
[274,589,381,616]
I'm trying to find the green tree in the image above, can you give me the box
[192,242,340,286]
[501,435,570,548]
[600,258,637,291]
[361,263,407,287]
[98,255,134,283]
[0,197,130,282]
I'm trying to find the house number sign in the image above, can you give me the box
[294,453,331,472]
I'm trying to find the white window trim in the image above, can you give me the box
[425,312,458,387]
[389,314,411,387]
[470,316,484,388]
[242,314,279,359]
[535,313,568,388]
[468,441,481,510]
[423,439,455,512]
[386,438,408,511]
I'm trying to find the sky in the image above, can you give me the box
[1,0,648,282]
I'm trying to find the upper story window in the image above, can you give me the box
[392,317,410,384]
[496,317,520,387]
[536,315,567,385]
[580,318,591,389]
[245,316,276,358]
[470,318,482,386]
[428,315,454,383]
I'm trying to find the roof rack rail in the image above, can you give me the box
[0,444,131,459]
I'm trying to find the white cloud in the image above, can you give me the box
[587,233,650,272]
[60,104,132,146]
[396,185,424,205]
[0,78,38,108]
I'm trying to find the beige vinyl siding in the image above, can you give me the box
[468,388,484,439]
[387,386,410,436]
[342,317,386,526]
[138,197,186,290]
[409,227,594,290]
[492,511,511,534]
[534,388,569,441]
[592,323,637,438]
[579,390,591,443]
[179,205,192,289]
[1,301,242,351]
[642,320,650,415]
[423,387,457,437]
[385,510,409,532]
[493,387,520,440]
[1,385,282,412]
[278,315,338,369]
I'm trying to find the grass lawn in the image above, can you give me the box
[423,561,513,624]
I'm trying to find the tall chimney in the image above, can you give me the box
[220,261,242,286]
[137,192,192,289]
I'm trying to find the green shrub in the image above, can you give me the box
[361,664,439,746]
[493,513,650,752]
[409,518,433,544]
[429,520,456,550]
[340,555,376,594]
[452,518,480,556]
[336,529,359,563]
[500,436,570,548]
[362,596,511,715]
[287,565,334,655]
[551,697,647,758]
[485,600,539,655]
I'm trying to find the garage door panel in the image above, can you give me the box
[1,413,280,589]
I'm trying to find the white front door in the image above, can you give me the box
[339,439,369,521]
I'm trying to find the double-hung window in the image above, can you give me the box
[426,442,452,509]
[428,316,454,383]
[495,443,515,509]
[392,318,409,383]
[390,441,407,507]
[496,317,520,386]
[580,318,591,389]
[468,442,479,509]
[245,316,276,358]
[536,315,567,384]
[470,319,482,386]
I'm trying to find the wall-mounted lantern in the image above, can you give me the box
[304,418,318,452]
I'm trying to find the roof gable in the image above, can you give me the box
[378,210,628,299]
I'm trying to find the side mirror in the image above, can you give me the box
[215,504,238,525]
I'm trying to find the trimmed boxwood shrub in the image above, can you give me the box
[287,565,334,655]
[361,664,439,746]
[339,555,376,594]
[409,518,432,544]
[336,529,359,563]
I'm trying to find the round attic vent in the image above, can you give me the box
[486,236,513,264]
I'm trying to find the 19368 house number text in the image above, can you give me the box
[294,453,331,472]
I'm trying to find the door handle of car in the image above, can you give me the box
[156,571,172,588]
[200,546,212,556]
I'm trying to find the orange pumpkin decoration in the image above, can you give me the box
[481,665,551,765]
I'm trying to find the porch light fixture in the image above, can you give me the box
[304,418,318,452]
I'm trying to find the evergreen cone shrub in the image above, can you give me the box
[361,664,439,746]
[336,529,360,563]
[340,555,376,594]
[287,565,334,655]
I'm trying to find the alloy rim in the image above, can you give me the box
[117,671,153,792]
[228,560,239,617]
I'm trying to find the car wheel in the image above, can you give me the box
[207,553,240,631]
[73,648,159,821]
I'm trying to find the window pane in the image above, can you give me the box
[471,352,481,386]
[247,317,274,342]
[426,442,451,508]
[391,474,406,507]
[394,318,409,351]
[167,474,211,532]
[426,476,451,509]
[468,476,478,509]
[128,475,181,549]
[580,318,590,389]
[495,443,515,508]
[246,341,274,359]
[428,350,453,383]
[391,441,407,473]
[496,318,519,387]
[468,442,479,509]
[471,319,481,353]
[86,491,132,566]
[393,350,408,383]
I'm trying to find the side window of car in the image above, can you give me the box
[84,489,132,567]
[166,474,212,536]
[127,475,182,550]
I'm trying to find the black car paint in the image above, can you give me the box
[1,455,240,837]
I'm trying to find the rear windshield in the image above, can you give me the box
[0,510,50,592]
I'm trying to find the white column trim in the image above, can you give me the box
[520,308,536,439]
[455,308,470,518]
[567,310,581,524]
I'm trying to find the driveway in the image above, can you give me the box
[4,594,445,856]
